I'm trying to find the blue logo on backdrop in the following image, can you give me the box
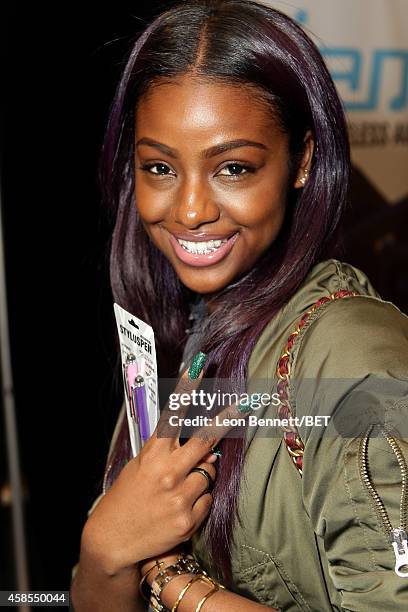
[322,49,408,112]
[295,10,408,112]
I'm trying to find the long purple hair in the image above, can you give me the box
[101,0,350,580]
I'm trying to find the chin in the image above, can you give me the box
[177,269,235,295]
[181,279,231,295]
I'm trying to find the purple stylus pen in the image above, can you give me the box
[131,375,150,443]
[123,353,138,420]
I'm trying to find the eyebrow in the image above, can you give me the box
[135,137,268,158]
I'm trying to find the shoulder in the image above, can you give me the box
[250,258,407,379]
[294,295,408,379]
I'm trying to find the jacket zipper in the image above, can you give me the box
[358,424,408,578]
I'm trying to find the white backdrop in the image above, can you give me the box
[265,0,408,204]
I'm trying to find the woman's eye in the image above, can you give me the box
[217,163,253,177]
[140,163,175,176]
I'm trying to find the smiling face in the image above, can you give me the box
[134,74,308,295]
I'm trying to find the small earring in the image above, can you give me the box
[299,169,308,186]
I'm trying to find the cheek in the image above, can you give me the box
[224,179,287,230]
[249,202,286,250]
[135,181,170,223]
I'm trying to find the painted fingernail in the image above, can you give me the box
[188,351,207,380]
[237,395,257,414]
[211,445,222,457]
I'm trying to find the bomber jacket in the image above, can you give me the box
[190,259,408,611]
[85,259,408,611]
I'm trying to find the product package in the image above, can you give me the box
[114,303,159,456]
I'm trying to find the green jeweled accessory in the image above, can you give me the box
[188,351,207,380]
[237,394,258,414]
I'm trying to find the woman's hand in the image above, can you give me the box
[80,360,238,577]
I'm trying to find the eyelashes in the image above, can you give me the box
[218,163,255,177]
[139,162,175,176]
[138,162,256,179]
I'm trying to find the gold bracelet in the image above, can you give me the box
[171,574,202,612]
[139,560,164,602]
[151,556,201,603]
[172,573,225,612]
[150,592,168,612]
[149,556,226,612]
[195,586,219,612]
[195,573,226,592]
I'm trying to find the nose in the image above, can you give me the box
[172,178,220,228]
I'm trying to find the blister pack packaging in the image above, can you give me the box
[114,303,159,456]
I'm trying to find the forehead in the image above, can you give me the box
[135,75,281,141]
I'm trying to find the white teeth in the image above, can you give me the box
[176,237,228,254]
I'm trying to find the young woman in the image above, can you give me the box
[71,1,408,610]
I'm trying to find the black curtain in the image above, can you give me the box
[1,0,176,592]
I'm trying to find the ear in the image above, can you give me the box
[293,130,315,189]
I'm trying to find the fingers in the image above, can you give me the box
[183,462,216,504]
[163,460,216,545]
[202,451,219,464]
[201,399,253,443]
[172,399,254,475]
[151,352,207,443]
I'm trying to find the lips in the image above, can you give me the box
[166,229,239,267]
[171,231,237,241]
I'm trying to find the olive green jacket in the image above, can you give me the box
[190,259,408,611]
[86,259,408,611]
